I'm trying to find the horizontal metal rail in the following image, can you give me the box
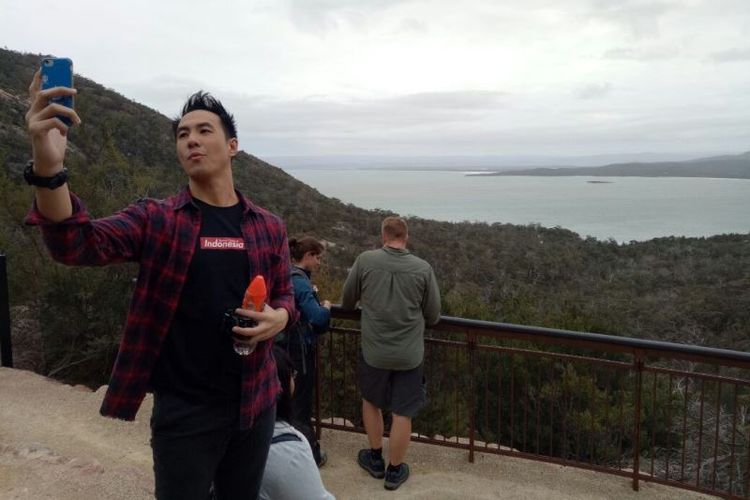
[332,307,750,369]
[318,307,750,499]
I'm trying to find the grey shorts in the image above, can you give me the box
[357,352,427,418]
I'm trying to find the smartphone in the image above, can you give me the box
[40,57,74,126]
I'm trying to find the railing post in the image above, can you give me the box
[315,337,321,441]
[632,350,644,491]
[468,331,476,463]
[0,254,12,368]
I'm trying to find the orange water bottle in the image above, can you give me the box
[233,275,267,355]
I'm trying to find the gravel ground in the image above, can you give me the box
[0,367,712,500]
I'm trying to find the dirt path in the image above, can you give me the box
[0,367,711,499]
[0,368,152,499]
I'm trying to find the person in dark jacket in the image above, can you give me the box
[281,236,331,466]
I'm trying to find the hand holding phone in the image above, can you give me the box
[27,57,80,177]
[40,57,75,127]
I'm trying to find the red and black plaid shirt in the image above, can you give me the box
[26,187,295,429]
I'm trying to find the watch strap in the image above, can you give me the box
[23,160,69,190]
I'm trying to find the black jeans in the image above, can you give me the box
[150,392,275,500]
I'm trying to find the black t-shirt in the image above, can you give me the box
[151,199,248,403]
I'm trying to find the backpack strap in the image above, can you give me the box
[271,432,303,444]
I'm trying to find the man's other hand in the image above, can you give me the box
[232,305,289,344]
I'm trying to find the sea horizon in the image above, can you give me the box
[285,168,750,243]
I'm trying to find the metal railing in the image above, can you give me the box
[0,254,12,368]
[4,273,750,498]
[317,307,750,499]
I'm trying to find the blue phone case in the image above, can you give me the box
[40,57,74,126]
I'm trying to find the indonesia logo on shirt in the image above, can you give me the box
[200,237,245,250]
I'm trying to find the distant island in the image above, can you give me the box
[464,151,750,179]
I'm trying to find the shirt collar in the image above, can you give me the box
[293,264,312,278]
[173,186,260,216]
[382,245,410,255]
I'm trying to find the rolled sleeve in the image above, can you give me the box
[24,192,89,227]
[25,193,145,266]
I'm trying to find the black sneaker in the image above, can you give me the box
[384,463,410,491]
[316,450,328,468]
[357,448,385,479]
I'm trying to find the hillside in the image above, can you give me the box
[472,152,750,178]
[1,47,749,387]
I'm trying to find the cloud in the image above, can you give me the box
[587,0,679,38]
[601,46,680,61]
[10,0,744,159]
[223,90,509,140]
[575,83,613,100]
[117,76,221,119]
[286,0,405,33]
[113,75,494,133]
[392,90,509,109]
[211,85,750,157]
[394,17,428,35]
[706,48,750,63]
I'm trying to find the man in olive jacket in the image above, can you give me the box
[341,216,441,491]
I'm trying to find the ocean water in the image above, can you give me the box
[286,169,750,242]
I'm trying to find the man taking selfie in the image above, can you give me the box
[24,66,294,499]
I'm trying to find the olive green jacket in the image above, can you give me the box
[341,246,441,370]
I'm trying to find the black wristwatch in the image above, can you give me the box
[23,160,69,190]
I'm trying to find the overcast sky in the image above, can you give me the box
[3,0,749,162]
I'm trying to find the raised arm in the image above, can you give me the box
[25,69,81,222]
